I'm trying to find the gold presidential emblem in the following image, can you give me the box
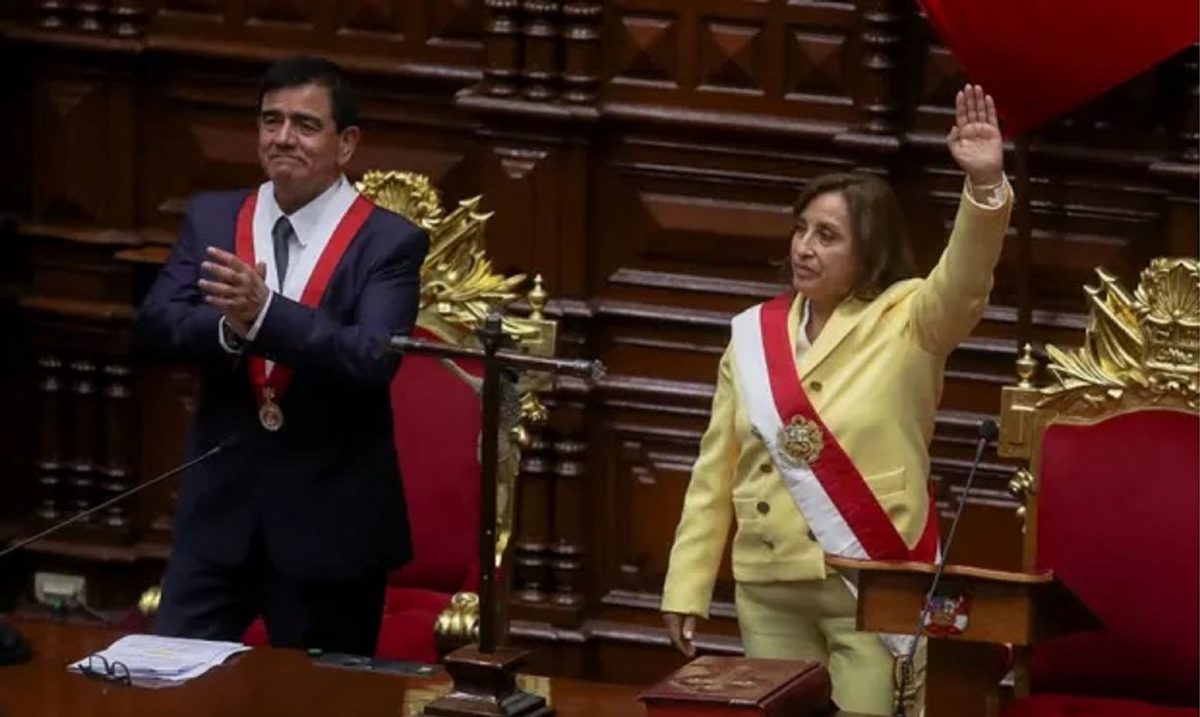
[778,415,824,467]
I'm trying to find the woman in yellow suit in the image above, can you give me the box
[661,85,1012,715]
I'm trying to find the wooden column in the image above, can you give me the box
[521,0,562,101]
[549,436,586,614]
[1179,46,1199,166]
[107,0,148,37]
[1148,44,1200,258]
[100,362,135,536]
[32,1,69,29]
[836,0,909,154]
[514,435,553,607]
[65,358,99,529]
[484,0,525,97]
[34,354,66,524]
[74,0,106,33]
[561,1,602,104]
[1015,137,1033,343]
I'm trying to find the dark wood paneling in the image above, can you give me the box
[0,0,1195,683]
[149,0,483,78]
[604,0,861,127]
[0,217,30,530]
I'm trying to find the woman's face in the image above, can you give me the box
[790,191,861,310]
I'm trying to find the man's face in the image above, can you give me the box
[257,83,358,196]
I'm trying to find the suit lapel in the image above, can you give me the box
[796,293,872,378]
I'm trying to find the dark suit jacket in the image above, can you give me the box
[136,189,429,581]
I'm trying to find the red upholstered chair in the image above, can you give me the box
[242,171,558,662]
[997,258,1199,717]
[375,324,483,663]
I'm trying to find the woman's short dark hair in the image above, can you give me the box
[792,173,918,300]
[258,56,359,132]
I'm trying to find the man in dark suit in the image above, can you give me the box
[136,56,428,655]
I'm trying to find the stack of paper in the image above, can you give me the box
[69,634,251,687]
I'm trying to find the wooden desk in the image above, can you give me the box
[1,620,868,717]
[0,620,645,717]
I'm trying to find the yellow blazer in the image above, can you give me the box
[662,184,1013,618]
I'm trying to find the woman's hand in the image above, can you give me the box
[663,612,697,658]
[947,84,1004,187]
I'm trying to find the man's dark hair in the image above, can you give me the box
[258,56,360,132]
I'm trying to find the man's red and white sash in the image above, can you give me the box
[234,190,374,414]
[729,293,938,563]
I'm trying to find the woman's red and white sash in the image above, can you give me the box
[730,293,938,563]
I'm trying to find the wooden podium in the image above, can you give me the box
[826,556,1102,717]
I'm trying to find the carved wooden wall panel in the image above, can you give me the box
[30,62,137,228]
[594,138,833,312]
[0,0,1195,684]
[150,0,483,77]
[140,66,263,225]
[480,143,556,276]
[605,0,861,127]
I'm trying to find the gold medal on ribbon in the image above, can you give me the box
[259,388,284,432]
[777,415,823,467]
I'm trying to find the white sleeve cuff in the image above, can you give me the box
[217,292,273,352]
[244,291,273,341]
[218,316,243,354]
[965,173,1010,209]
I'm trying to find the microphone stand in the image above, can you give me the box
[0,438,235,666]
[0,442,231,562]
[893,419,998,717]
[389,314,604,717]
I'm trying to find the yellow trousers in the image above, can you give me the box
[735,576,925,716]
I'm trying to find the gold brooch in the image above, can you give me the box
[777,416,823,466]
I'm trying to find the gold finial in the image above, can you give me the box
[434,592,481,646]
[1009,467,1035,534]
[528,274,548,321]
[1016,343,1037,388]
[138,586,161,615]
[1008,467,1035,497]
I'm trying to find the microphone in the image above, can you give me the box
[0,435,238,665]
[893,418,998,717]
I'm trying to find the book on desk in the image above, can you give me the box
[638,655,833,717]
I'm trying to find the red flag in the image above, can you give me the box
[918,1,1199,136]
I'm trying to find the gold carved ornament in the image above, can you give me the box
[357,170,558,649]
[1041,257,1199,413]
[998,258,1200,532]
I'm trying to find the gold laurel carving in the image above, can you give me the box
[1041,258,1199,413]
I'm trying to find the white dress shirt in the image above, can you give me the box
[218,175,360,366]
[796,300,814,362]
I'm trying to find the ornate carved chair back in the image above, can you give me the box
[998,258,1199,709]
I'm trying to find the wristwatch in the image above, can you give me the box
[220,317,247,353]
